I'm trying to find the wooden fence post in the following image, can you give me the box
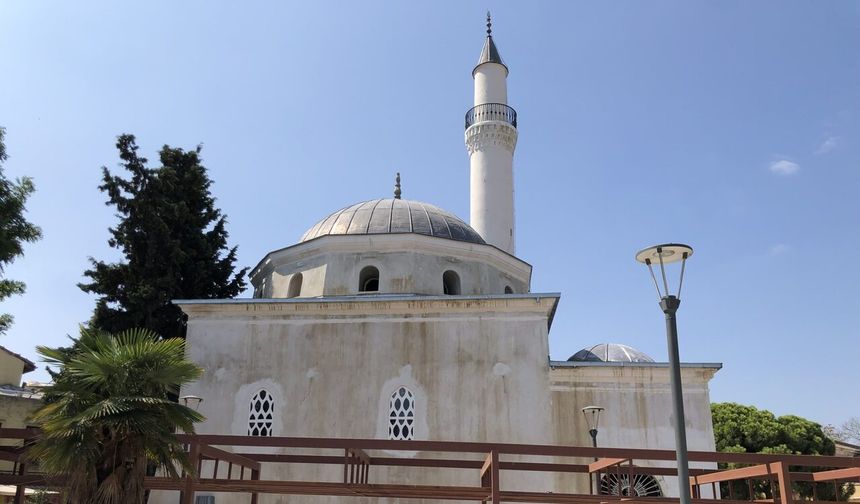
[13,461,27,504]
[179,441,200,504]
[250,468,260,504]
[773,462,793,504]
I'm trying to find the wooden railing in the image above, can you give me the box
[2,428,859,504]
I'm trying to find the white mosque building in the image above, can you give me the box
[161,17,721,504]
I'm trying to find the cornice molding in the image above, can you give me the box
[465,122,518,155]
[176,294,560,321]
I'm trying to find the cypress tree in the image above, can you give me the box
[0,126,42,335]
[80,134,247,339]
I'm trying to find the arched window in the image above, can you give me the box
[287,273,303,298]
[442,270,460,295]
[359,266,379,292]
[600,474,662,497]
[388,386,415,440]
[504,285,513,294]
[248,389,274,437]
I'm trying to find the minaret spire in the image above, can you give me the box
[465,14,518,255]
[475,12,506,75]
[393,172,402,199]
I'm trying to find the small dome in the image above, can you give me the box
[301,199,486,245]
[568,343,655,363]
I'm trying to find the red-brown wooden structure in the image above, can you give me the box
[2,428,858,504]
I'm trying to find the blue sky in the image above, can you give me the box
[1,2,858,428]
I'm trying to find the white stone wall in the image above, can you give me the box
[474,63,508,105]
[549,363,720,498]
[467,136,517,255]
[151,296,722,504]
[151,296,558,504]
[469,61,517,255]
[250,234,531,298]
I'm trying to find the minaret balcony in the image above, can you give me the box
[465,103,517,130]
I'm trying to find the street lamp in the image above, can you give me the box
[180,395,204,410]
[635,243,693,504]
[582,405,604,494]
[581,406,604,449]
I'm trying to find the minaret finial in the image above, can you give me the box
[486,11,492,37]
[394,172,402,199]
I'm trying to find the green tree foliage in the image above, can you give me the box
[28,327,204,504]
[712,402,852,500]
[79,135,247,339]
[0,127,42,334]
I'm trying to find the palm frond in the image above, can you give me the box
[27,326,205,503]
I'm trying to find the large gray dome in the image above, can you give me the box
[568,343,655,363]
[301,199,486,245]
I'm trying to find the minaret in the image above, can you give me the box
[465,12,518,255]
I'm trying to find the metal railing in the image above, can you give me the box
[465,102,517,129]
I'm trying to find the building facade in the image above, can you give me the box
[153,18,721,504]
[0,346,43,476]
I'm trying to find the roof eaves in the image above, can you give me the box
[549,360,723,370]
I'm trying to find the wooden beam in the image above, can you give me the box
[480,450,500,504]
[690,463,775,486]
[198,444,261,471]
[177,433,860,468]
[773,461,792,504]
[13,462,26,504]
[811,467,860,482]
[179,441,200,504]
[250,468,260,504]
[588,458,628,473]
[346,447,371,465]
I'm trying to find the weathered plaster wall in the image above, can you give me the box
[151,296,558,504]
[549,364,720,497]
[0,352,25,386]
[250,234,531,298]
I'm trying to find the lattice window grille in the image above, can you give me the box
[600,473,663,497]
[248,389,274,437]
[388,386,415,440]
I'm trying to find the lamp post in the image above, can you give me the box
[180,395,204,411]
[635,243,693,504]
[582,405,604,494]
[581,405,604,450]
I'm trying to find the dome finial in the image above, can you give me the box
[486,11,492,37]
[394,172,402,199]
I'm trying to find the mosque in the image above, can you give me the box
[161,16,721,504]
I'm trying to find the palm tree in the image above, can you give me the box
[28,327,204,504]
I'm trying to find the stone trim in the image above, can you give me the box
[176,294,559,322]
[465,122,518,155]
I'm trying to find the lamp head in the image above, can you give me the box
[180,395,204,410]
[635,243,693,301]
[581,405,604,432]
